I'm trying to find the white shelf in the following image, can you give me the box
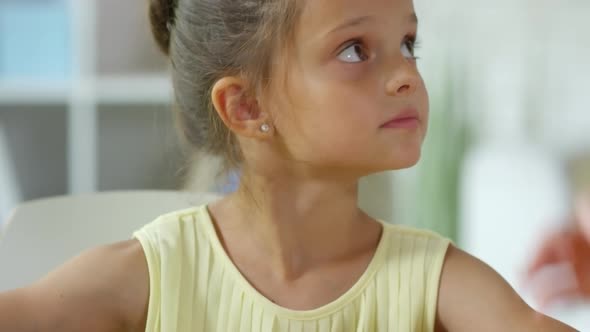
[0,75,172,107]
[0,80,70,106]
[0,0,176,203]
[96,75,172,105]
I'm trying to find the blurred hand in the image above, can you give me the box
[525,193,590,307]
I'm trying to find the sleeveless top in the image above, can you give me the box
[133,205,450,332]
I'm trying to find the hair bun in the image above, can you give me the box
[149,0,175,55]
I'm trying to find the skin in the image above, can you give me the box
[525,193,590,307]
[0,0,578,331]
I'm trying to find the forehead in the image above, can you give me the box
[297,0,416,35]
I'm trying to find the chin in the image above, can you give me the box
[354,153,421,177]
[383,148,422,170]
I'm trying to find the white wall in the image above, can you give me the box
[412,1,590,328]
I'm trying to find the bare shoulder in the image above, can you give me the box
[0,240,149,332]
[435,245,576,332]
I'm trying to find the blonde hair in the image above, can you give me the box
[149,0,301,173]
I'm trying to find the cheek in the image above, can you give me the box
[305,72,378,123]
[421,78,429,108]
[282,67,375,133]
[420,81,430,133]
[275,91,377,164]
[301,83,377,143]
[273,64,429,167]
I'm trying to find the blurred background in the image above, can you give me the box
[0,0,588,328]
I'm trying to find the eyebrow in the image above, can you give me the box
[328,12,418,35]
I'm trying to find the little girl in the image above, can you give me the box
[0,0,578,331]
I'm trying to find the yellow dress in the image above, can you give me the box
[133,205,450,332]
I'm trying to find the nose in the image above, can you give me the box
[385,62,419,97]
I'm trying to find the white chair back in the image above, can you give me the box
[0,190,220,291]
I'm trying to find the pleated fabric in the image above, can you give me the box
[133,205,450,332]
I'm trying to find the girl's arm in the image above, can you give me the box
[0,240,149,332]
[436,245,577,332]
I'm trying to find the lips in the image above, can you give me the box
[380,108,420,129]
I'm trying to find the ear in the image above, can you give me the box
[211,77,274,138]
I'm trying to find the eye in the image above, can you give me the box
[401,36,420,60]
[337,41,370,63]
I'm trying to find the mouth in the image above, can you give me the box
[380,108,420,129]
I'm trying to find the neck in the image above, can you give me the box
[215,170,377,281]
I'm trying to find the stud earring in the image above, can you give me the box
[260,123,271,133]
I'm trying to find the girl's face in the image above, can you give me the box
[268,0,429,177]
